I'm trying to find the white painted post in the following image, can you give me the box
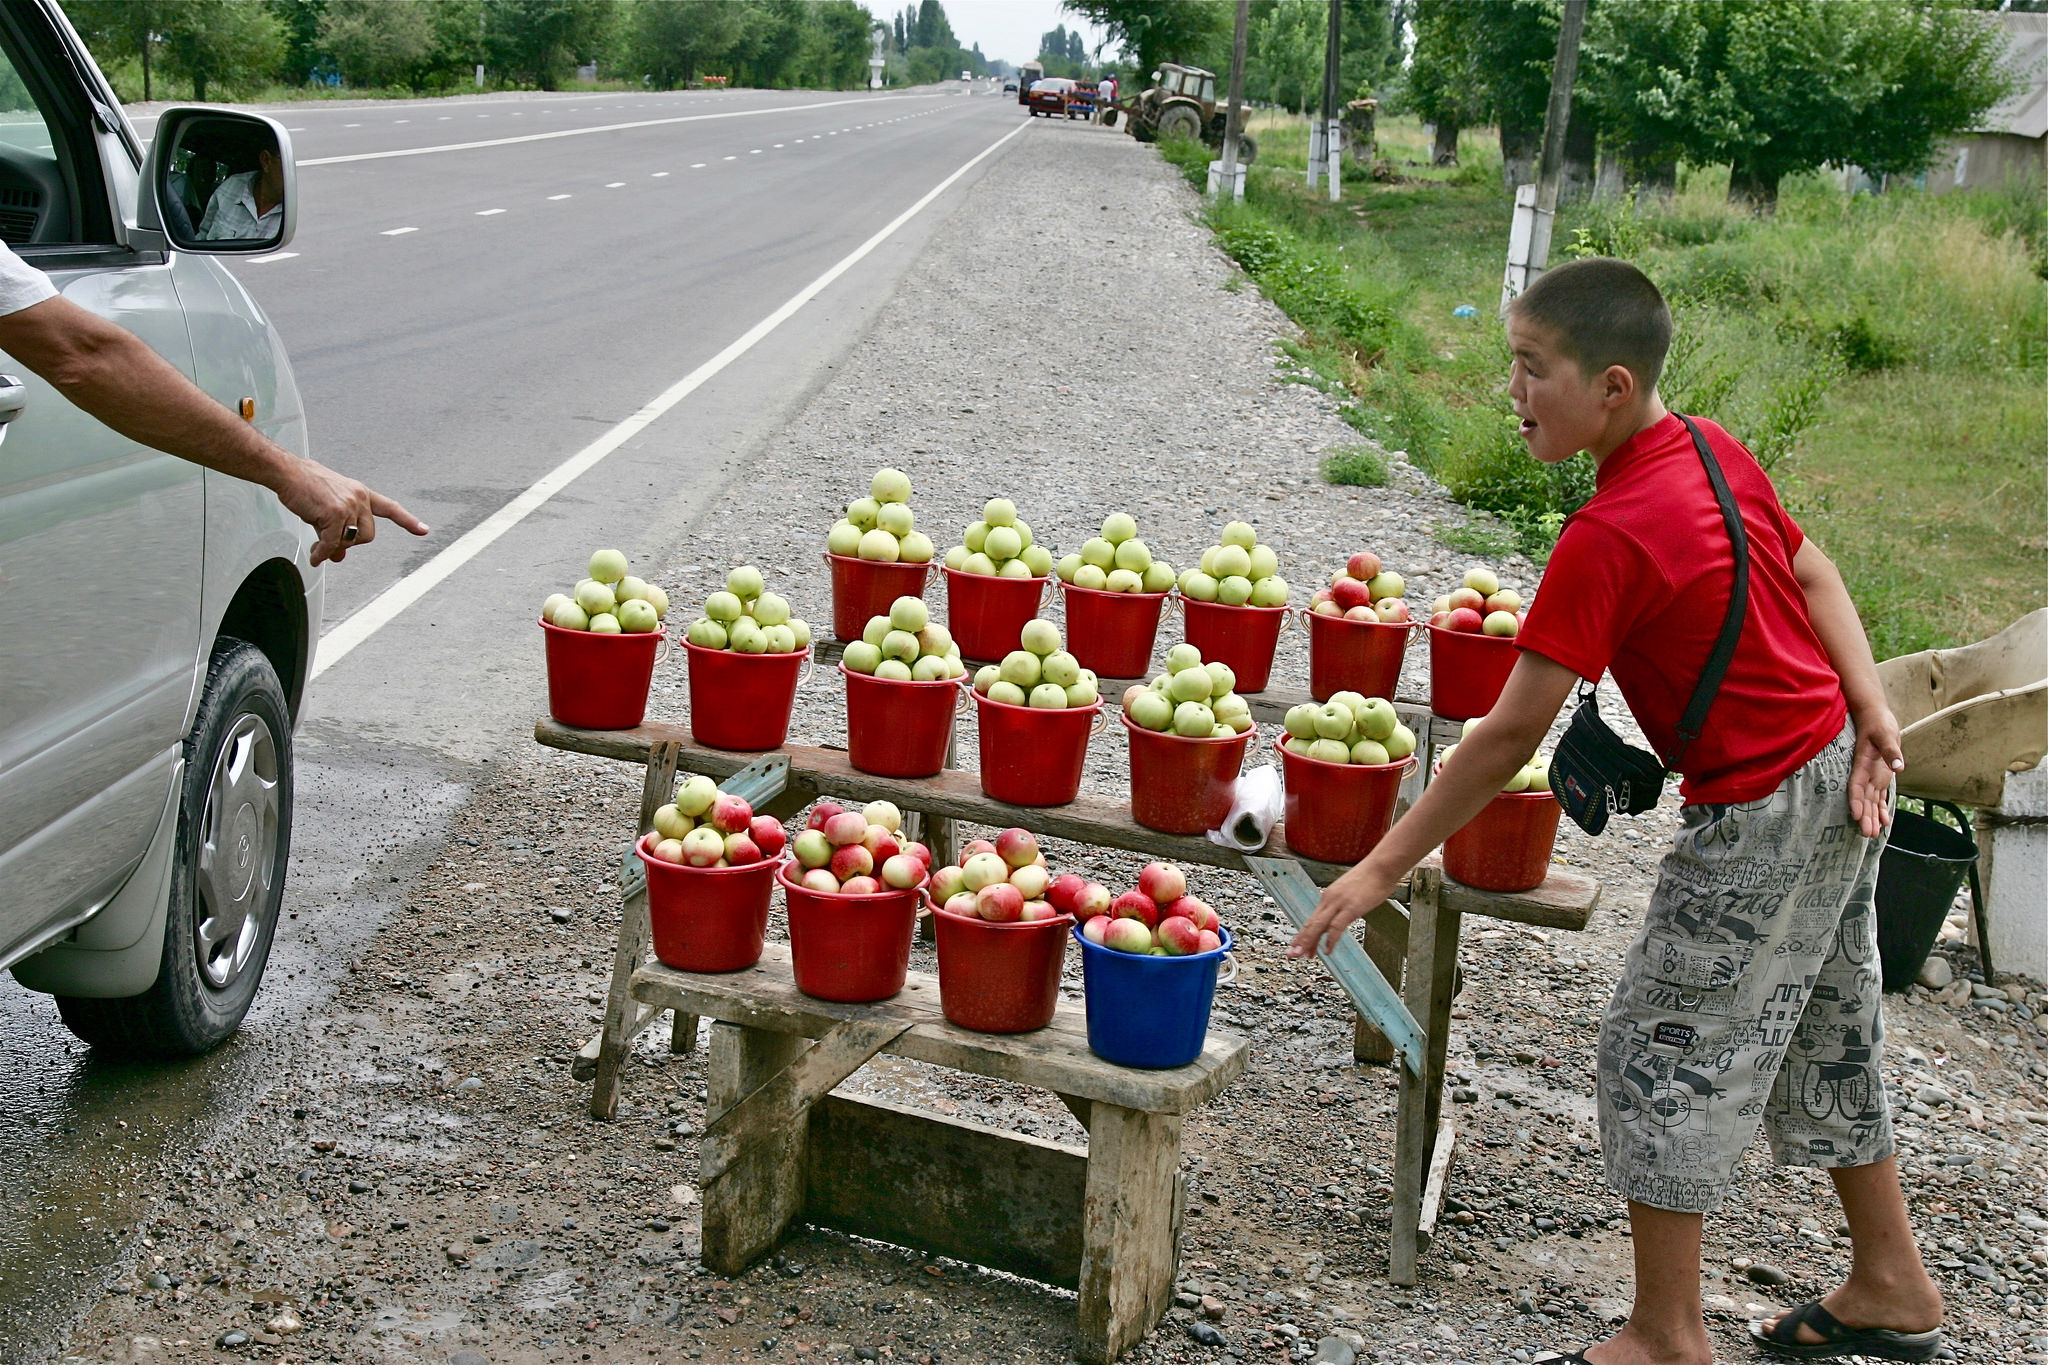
[1500,183,1549,313]
[1327,117,1344,202]
[1982,766,2048,984]
[1307,119,1326,189]
[474,64,485,88]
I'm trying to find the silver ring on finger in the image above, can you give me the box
[343,524,360,543]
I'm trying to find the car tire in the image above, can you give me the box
[1157,105,1202,142]
[56,641,293,1056]
[1240,134,1258,165]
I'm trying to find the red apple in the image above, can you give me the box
[1019,901,1058,922]
[1111,889,1160,928]
[1080,914,1111,945]
[806,801,845,832]
[1196,928,1222,954]
[1346,551,1382,581]
[863,827,901,862]
[1047,872,1088,914]
[710,794,754,835]
[1311,586,1336,608]
[681,827,724,867]
[1484,589,1523,615]
[1447,586,1485,614]
[943,891,979,918]
[976,882,1024,922]
[1102,918,1155,954]
[930,864,968,902]
[995,827,1040,869]
[651,837,685,865]
[1138,861,1188,904]
[1157,916,1201,955]
[829,843,874,881]
[840,875,881,896]
[1076,882,1112,918]
[880,854,923,889]
[1373,598,1409,623]
[748,817,787,860]
[801,868,841,894]
[824,811,869,847]
[1165,896,1217,932]
[903,841,932,867]
[960,838,998,861]
[1344,604,1376,621]
[722,832,762,865]
[1331,577,1372,612]
[1446,606,1485,633]
[1429,610,1454,629]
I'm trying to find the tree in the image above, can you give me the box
[1061,0,1231,78]
[913,0,953,51]
[487,0,615,91]
[69,1,163,100]
[156,0,288,100]
[319,0,436,89]
[629,0,743,88]
[1402,0,1489,164]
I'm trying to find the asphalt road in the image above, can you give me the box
[0,82,1030,1355]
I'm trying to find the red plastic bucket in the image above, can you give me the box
[1061,581,1169,679]
[778,861,925,1002]
[1427,624,1519,721]
[1123,713,1253,834]
[541,618,665,730]
[841,665,961,778]
[683,640,810,751]
[1181,598,1289,693]
[972,692,1103,806]
[1443,788,1562,892]
[933,906,1075,1033]
[1279,748,1415,864]
[826,553,934,644]
[1306,610,1412,703]
[637,833,775,972]
[943,567,1050,662]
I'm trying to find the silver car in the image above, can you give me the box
[1,0,316,1054]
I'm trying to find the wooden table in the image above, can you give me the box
[637,943,1245,1364]
[536,717,1599,1295]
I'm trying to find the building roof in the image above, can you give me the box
[1986,11,2047,141]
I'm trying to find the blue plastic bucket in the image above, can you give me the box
[1073,925,1235,1069]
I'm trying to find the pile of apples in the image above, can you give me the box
[543,549,669,634]
[1121,643,1252,738]
[943,498,1055,579]
[646,776,788,868]
[1177,521,1288,608]
[842,596,968,681]
[826,468,936,565]
[1078,861,1225,956]
[930,826,1098,924]
[1312,551,1409,624]
[683,566,812,654]
[787,800,932,895]
[1281,691,1418,766]
[1437,717,1553,792]
[970,619,1101,708]
[1429,565,1525,638]
[1055,513,1175,594]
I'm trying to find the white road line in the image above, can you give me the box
[247,252,298,263]
[652,171,669,177]
[723,155,737,160]
[344,123,360,128]
[606,181,625,187]
[548,194,571,200]
[380,226,417,236]
[750,148,762,154]
[691,162,706,168]
[773,143,784,147]
[310,116,1028,680]
[298,94,936,167]
[476,208,506,216]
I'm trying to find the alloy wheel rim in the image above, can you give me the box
[194,710,280,990]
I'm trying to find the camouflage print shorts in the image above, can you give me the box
[1596,721,1893,1214]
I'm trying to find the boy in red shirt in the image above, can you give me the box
[1291,258,1943,1365]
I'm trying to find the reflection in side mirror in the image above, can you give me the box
[139,108,296,256]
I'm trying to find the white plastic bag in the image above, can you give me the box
[1207,762,1283,852]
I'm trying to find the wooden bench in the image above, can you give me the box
[535,717,1599,1296]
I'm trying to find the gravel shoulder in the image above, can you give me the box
[53,118,2048,1365]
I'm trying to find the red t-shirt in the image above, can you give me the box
[1517,413,1846,804]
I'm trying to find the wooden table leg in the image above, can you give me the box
[1076,1104,1183,1365]
[591,741,683,1120]
[700,1023,812,1273]
[1389,866,1459,1284]
[1352,900,1409,1066]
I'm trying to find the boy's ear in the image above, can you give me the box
[1601,363,1638,410]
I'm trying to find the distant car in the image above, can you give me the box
[1027,78,1080,119]
[1002,78,1018,93]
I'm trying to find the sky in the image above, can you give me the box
[939,1,1114,68]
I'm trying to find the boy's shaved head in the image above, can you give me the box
[1510,256,1673,391]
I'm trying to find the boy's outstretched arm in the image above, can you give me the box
[1289,651,1579,958]
[1793,539,1903,838]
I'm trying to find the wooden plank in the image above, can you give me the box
[701,1018,914,1186]
[1389,867,1460,1285]
[591,740,683,1120]
[1056,1092,1093,1132]
[1416,1112,1457,1252]
[1076,1104,1183,1365]
[534,719,1598,930]
[1245,856,1425,1077]
[701,1024,810,1272]
[632,945,1247,1116]
[804,1093,1088,1288]
[1354,902,1409,1065]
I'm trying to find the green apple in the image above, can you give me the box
[727,565,765,601]
[1220,521,1257,550]
[899,532,935,563]
[1525,756,1551,788]
[1021,544,1054,576]
[915,622,952,656]
[589,548,628,584]
[1105,568,1142,593]
[1212,544,1252,580]
[987,679,1027,706]
[999,650,1042,688]
[589,612,622,634]
[551,600,591,631]
[1502,765,1533,793]
[669,777,714,819]
[1214,693,1250,725]
[1141,562,1174,593]
[1168,667,1212,704]
[1350,737,1391,766]
[847,497,880,530]
[1221,709,1253,734]
[1182,571,1219,602]
[998,557,1033,580]
[614,575,651,604]
[618,599,660,633]
[1081,537,1115,569]
[1149,672,1172,692]
[875,658,913,681]
[1308,737,1351,764]
[1113,539,1151,573]
[1366,571,1405,602]
[787,619,811,649]
[944,544,970,570]
[1205,661,1236,697]
[1249,576,1288,607]
[1330,690,1367,713]
[644,584,669,619]
[727,618,767,653]
[963,521,989,554]
[752,592,791,627]
[1165,644,1202,673]
[1012,521,1033,552]
[882,630,920,663]
[1461,716,1485,738]
[1283,703,1319,739]
[1020,619,1061,656]
[1217,575,1254,606]
[877,502,914,537]
[1483,610,1520,637]
[1074,563,1108,591]
[911,654,951,681]
[1057,553,1082,582]
[1356,697,1397,741]
[1210,724,1234,738]
[686,616,726,648]
[984,526,1022,561]
[871,467,912,503]
[1199,546,1220,576]
[653,804,689,841]
[1029,683,1068,709]
[1042,651,1081,687]
[861,616,891,648]
[1313,703,1354,740]
[1247,544,1278,581]
[1129,689,1174,730]
[1173,700,1216,737]
[1384,722,1417,761]
[972,664,999,693]
[1065,678,1098,707]
[575,579,618,617]
[542,592,572,620]
[889,597,928,633]
[1463,565,1501,596]
[1101,512,1137,544]
[1284,736,1313,757]
[962,551,996,576]
[983,497,1017,527]
[858,528,901,563]
[762,623,797,653]
[704,590,741,623]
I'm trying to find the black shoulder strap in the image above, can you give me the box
[1670,415,1750,763]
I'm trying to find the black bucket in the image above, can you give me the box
[1874,807,1977,992]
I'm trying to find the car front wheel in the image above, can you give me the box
[56,641,293,1056]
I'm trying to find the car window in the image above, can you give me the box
[0,44,64,244]
[0,16,97,248]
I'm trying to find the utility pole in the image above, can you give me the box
[1307,0,1343,199]
[1211,0,1251,203]
[1500,0,1587,310]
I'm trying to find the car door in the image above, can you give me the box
[0,6,203,966]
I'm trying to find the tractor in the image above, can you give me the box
[1111,64,1257,165]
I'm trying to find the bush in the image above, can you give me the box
[1320,444,1389,487]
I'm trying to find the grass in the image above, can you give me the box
[1163,115,2047,655]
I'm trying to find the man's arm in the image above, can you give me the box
[0,294,426,564]
[1793,538,1901,838]
[1288,650,1580,957]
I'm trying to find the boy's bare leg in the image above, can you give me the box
[1585,1204,1713,1365]
[1758,1156,1943,1342]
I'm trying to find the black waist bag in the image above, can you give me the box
[1549,415,1751,836]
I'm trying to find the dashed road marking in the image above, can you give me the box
[476,208,506,216]
[548,194,571,200]
[247,251,298,263]
[380,226,417,236]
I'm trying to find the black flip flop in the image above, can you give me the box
[1530,1352,1597,1364]
[1749,1300,1942,1362]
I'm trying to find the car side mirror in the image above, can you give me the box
[135,108,296,255]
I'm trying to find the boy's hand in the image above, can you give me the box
[1289,859,1401,959]
[1849,705,1904,839]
